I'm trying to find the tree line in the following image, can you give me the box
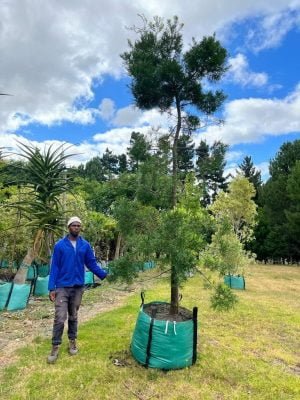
[1,135,299,265]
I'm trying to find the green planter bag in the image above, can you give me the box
[26,265,37,280]
[131,297,198,370]
[143,261,155,270]
[0,260,8,269]
[0,282,13,310]
[33,276,49,296]
[224,275,245,290]
[6,283,31,311]
[37,264,50,277]
[84,271,94,285]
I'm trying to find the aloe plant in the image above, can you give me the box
[11,142,75,283]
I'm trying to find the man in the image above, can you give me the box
[47,216,107,364]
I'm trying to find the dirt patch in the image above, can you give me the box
[143,302,193,321]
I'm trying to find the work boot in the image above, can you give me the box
[47,345,60,364]
[68,339,78,355]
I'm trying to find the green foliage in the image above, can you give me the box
[210,175,257,243]
[136,155,173,209]
[113,198,160,256]
[110,175,212,286]
[121,15,227,119]
[177,134,195,182]
[127,131,151,171]
[201,220,251,276]
[84,210,117,244]
[0,185,30,264]
[285,160,300,258]
[3,142,75,261]
[106,255,141,284]
[195,140,228,205]
[269,139,300,179]
[210,283,238,311]
[254,139,300,261]
[237,155,262,201]
[77,173,138,214]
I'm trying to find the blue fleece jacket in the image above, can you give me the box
[48,235,107,291]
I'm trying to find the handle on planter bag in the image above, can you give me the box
[140,291,145,307]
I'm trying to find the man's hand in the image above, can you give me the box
[49,291,56,302]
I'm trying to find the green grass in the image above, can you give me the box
[0,264,299,400]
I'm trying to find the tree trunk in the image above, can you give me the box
[171,97,182,208]
[114,233,122,260]
[170,266,179,314]
[13,229,44,284]
[170,97,182,313]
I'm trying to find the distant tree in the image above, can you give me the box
[210,175,257,244]
[136,155,173,209]
[117,154,128,174]
[285,161,300,259]
[85,156,106,182]
[237,156,262,202]
[177,134,195,182]
[254,140,300,262]
[127,131,151,171]
[195,140,228,205]
[101,148,119,178]
[0,160,29,187]
[77,173,138,215]
[269,140,300,179]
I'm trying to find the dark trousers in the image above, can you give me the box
[52,287,84,345]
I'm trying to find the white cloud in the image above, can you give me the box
[200,83,300,145]
[228,53,268,87]
[226,150,244,162]
[98,98,116,121]
[112,106,143,127]
[256,161,270,181]
[246,8,300,52]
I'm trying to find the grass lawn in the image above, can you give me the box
[0,264,299,400]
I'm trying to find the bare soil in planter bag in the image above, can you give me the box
[143,302,193,322]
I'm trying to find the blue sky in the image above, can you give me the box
[1,1,300,180]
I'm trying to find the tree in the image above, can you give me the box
[195,140,228,205]
[177,134,195,182]
[256,140,300,262]
[136,154,173,210]
[210,176,257,244]
[6,143,75,283]
[121,15,228,313]
[77,172,138,215]
[117,154,128,174]
[0,185,29,267]
[84,156,106,182]
[127,131,151,171]
[101,148,119,178]
[269,140,300,179]
[237,156,262,202]
[285,160,300,259]
[201,176,256,288]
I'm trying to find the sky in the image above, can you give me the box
[1,0,300,180]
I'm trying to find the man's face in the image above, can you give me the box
[68,223,81,237]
